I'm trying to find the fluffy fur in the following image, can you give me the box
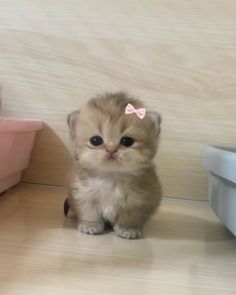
[67,92,162,239]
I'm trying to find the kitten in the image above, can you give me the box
[66,92,162,239]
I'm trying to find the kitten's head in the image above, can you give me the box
[68,92,161,173]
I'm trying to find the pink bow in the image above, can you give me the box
[125,103,146,119]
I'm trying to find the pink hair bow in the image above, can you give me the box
[125,103,146,119]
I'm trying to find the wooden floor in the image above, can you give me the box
[0,185,236,295]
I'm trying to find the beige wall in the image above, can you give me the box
[1,0,236,200]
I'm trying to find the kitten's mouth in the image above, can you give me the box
[107,155,117,161]
[106,154,118,161]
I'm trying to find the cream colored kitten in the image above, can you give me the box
[65,92,162,239]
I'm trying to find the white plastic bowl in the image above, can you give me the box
[0,117,42,193]
[203,146,236,236]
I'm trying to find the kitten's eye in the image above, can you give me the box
[90,136,103,146]
[120,137,134,147]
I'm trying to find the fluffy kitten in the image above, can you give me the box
[66,92,162,239]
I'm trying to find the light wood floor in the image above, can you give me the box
[0,184,235,295]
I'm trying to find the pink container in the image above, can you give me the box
[0,117,43,193]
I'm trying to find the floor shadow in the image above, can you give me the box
[146,210,235,242]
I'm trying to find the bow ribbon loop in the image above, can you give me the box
[125,103,146,119]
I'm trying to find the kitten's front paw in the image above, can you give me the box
[78,222,104,235]
[114,224,142,239]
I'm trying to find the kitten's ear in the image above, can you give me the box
[146,111,162,136]
[67,110,80,140]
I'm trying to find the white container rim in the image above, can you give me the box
[203,145,236,184]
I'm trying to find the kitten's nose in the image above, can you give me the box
[105,146,118,154]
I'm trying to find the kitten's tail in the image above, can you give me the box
[64,198,70,217]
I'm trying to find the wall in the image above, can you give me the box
[0,0,236,200]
